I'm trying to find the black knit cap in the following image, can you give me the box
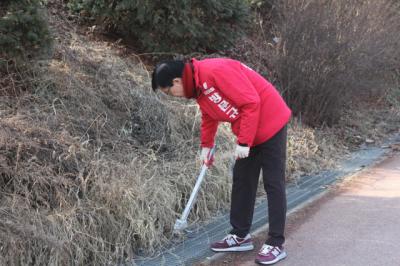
[151,60,185,91]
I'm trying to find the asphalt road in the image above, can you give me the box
[202,151,400,266]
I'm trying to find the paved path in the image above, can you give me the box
[202,151,400,266]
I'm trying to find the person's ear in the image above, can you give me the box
[172,78,183,86]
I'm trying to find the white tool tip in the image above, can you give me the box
[173,219,188,231]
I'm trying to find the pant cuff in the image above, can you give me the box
[229,229,248,238]
[265,238,284,247]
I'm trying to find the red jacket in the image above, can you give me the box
[192,58,291,148]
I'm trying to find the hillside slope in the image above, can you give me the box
[0,1,399,265]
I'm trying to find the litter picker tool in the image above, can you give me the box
[173,145,216,233]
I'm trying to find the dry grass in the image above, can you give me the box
[0,2,399,265]
[336,87,400,148]
[286,120,346,180]
[0,13,237,264]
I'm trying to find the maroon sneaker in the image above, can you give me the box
[210,234,254,252]
[255,244,287,265]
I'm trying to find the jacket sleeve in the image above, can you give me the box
[200,110,219,148]
[212,67,260,146]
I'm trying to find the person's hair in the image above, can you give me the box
[151,60,185,91]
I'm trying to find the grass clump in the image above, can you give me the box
[0,18,235,263]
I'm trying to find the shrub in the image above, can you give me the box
[0,0,52,69]
[267,0,400,126]
[68,0,251,53]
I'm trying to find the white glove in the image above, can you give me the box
[200,147,211,161]
[234,145,250,159]
[200,147,215,166]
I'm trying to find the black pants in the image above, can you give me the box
[230,126,287,247]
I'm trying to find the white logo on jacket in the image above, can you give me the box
[203,82,239,119]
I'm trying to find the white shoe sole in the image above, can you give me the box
[255,251,287,265]
[211,243,254,252]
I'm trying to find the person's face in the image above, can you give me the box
[160,78,185,97]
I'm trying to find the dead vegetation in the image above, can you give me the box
[0,1,399,265]
[0,15,236,264]
[230,0,400,126]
